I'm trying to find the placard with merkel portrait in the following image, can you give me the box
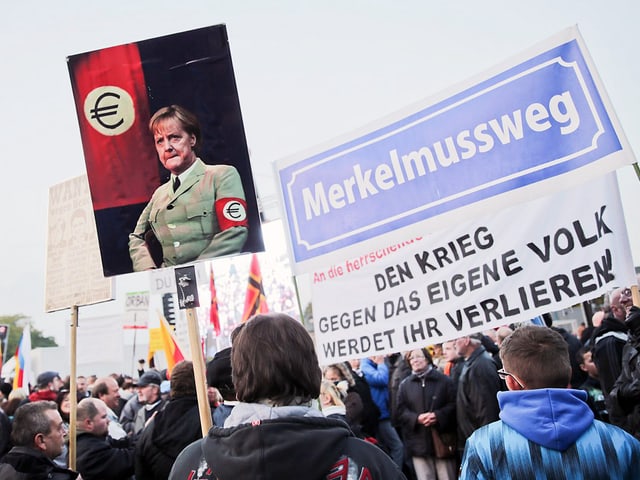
[68,25,263,276]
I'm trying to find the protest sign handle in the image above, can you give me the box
[68,305,78,470]
[185,307,213,437]
[292,275,311,330]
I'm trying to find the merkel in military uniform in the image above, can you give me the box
[129,105,248,271]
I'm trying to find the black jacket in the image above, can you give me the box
[396,367,456,457]
[591,315,628,395]
[456,346,501,447]
[0,446,78,480]
[135,397,207,479]
[169,415,405,480]
[610,306,640,439]
[76,432,135,480]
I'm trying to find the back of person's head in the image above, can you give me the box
[11,401,57,447]
[500,325,570,389]
[76,397,100,424]
[232,312,321,405]
[169,361,196,399]
[207,348,235,401]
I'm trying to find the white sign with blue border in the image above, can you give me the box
[275,27,635,275]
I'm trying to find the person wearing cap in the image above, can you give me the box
[29,371,63,402]
[134,370,165,435]
[453,332,501,455]
[135,361,210,479]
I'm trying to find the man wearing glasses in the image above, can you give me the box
[453,333,501,455]
[460,325,640,479]
[590,287,633,425]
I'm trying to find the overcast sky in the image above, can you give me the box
[2,1,639,343]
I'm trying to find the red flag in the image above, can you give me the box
[209,265,221,336]
[242,254,269,322]
[68,43,160,210]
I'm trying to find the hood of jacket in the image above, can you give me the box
[498,388,593,451]
[204,402,352,480]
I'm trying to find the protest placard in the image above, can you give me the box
[275,27,636,276]
[311,174,635,363]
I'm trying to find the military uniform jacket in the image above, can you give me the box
[130,159,248,270]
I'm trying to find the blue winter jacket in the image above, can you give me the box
[361,359,391,420]
[460,388,640,479]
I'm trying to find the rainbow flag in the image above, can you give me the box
[13,324,31,390]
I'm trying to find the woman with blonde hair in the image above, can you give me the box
[319,379,349,423]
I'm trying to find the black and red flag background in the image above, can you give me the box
[67,25,263,276]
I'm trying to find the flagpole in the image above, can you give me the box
[185,307,212,436]
[292,275,308,328]
[68,305,79,471]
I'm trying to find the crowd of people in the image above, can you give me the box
[0,286,639,479]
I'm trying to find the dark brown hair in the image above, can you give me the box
[170,361,196,399]
[500,325,570,389]
[232,313,321,405]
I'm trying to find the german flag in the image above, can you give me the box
[209,265,221,336]
[242,254,269,322]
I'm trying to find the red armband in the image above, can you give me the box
[215,197,249,230]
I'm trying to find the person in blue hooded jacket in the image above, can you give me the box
[460,325,640,480]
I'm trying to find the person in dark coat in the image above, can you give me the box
[76,398,135,480]
[169,312,406,480]
[454,333,501,453]
[397,348,457,480]
[207,347,237,426]
[135,361,209,479]
[0,401,79,479]
[610,306,640,439]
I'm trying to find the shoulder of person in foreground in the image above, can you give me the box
[168,432,407,480]
[460,419,640,480]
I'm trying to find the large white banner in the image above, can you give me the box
[275,27,636,276]
[312,174,635,364]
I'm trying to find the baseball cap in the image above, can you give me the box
[137,370,163,388]
[36,371,60,388]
